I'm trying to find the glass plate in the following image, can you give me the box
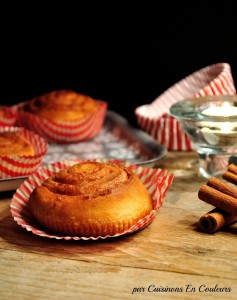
[0,110,166,192]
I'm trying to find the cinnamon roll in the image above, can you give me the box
[29,161,153,237]
[22,90,99,121]
[0,132,35,156]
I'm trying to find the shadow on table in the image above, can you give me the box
[0,212,139,256]
[191,220,237,235]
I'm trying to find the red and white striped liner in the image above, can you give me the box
[10,159,174,240]
[0,106,17,127]
[15,101,107,143]
[135,63,236,150]
[0,127,48,178]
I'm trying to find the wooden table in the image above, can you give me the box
[0,151,237,300]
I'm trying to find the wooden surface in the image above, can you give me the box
[0,151,237,300]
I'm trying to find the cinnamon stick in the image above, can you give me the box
[198,178,237,215]
[207,177,237,198]
[199,208,237,233]
[223,164,237,185]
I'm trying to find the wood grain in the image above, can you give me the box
[1,151,237,299]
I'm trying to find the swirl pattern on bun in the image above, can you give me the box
[29,161,153,237]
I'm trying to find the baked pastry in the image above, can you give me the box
[16,90,107,143]
[0,127,48,179]
[0,131,35,156]
[29,161,153,237]
[22,90,99,121]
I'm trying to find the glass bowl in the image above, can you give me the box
[170,95,237,178]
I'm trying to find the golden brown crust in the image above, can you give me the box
[0,132,35,156]
[29,162,153,237]
[22,90,99,121]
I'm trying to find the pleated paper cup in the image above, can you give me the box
[10,159,174,240]
[0,127,48,179]
[135,63,236,151]
[0,106,17,127]
[16,101,107,143]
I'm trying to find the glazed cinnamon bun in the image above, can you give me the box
[0,132,35,156]
[29,161,153,237]
[22,90,99,121]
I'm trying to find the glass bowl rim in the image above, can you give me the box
[169,95,237,122]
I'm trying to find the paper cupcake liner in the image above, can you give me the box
[15,101,107,143]
[0,106,17,127]
[135,63,236,150]
[0,127,48,178]
[10,159,174,240]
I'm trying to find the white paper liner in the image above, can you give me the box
[10,159,174,240]
[135,63,236,150]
